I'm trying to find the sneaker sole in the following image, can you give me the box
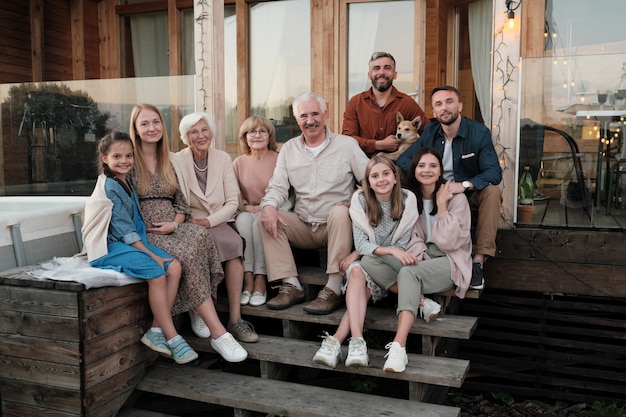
[313,356,339,368]
[172,351,199,365]
[140,335,172,358]
[345,358,369,367]
[383,365,406,372]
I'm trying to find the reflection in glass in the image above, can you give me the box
[250,0,310,142]
[347,1,415,100]
[0,76,194,196]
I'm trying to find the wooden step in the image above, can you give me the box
[137,363,461,417]
[185,333,469,388]
[217,300,478,341]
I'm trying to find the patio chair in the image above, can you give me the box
[520,120,591,219]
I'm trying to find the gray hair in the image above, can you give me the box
[291,92,327,118]
[179,112,217,145]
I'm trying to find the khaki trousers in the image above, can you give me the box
[468,184,502,258]
[259,205,353,283]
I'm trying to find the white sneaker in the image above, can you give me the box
[420,298,441,323]
[312,332,342,368]
[383,341,407,372]
[189,309,211,338]
[240,291,251,305]
[210,332,248,362]
[345,337,369,367]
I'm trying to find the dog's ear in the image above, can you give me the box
[411,116,422,131]
[396,112,404,124]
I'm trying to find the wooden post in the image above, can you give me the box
[194,0,225,150]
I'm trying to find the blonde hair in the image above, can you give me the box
[129,103,178,196]
[362,155,404,226]
[237,116,277,155]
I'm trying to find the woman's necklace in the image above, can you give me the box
[193,158,208,172]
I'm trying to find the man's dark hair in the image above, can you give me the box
[430,85,462,101]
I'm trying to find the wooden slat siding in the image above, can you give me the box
[138,363,461,417]
[458,290,626,404]
[43,0,73,81]
[1,379,81,414]
[218,301,477,340]
[71,0,86,80]
[488,229,626,298]
[0,355,80,390]
[83,362,150,414]
[187,333,469,388]
[0,307,79,342]
[83,322,148,365]
[30,0,44,81]
[0,334,79,365]
[2,401,81,417]
[83,343,149,389]
[0,285,78,316]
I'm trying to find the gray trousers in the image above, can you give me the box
[362,243,455,317]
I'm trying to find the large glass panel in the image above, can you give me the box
[515,0,626,229]
[347,1,415,100]
[0,76,194,196]
[250,0,310,142]
[519,55,626,229]
[224,5,237,146]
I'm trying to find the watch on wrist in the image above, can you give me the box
[462,181,472,190]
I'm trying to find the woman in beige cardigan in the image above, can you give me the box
[173,112,258,345]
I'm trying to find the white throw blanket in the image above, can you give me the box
[27,256,143,289]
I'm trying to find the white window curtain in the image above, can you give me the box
[468,0,493,126]
[130,12,169,77]
[250,0,311,122]
[347,1,415,100]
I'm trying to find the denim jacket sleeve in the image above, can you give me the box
[104,179,141,245]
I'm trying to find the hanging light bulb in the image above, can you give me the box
[507,10,515,29]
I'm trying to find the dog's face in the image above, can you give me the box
[395,112,421,143]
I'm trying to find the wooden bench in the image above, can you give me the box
[184,333,469,401]
[0,267,156,417]
[136,362,461,417]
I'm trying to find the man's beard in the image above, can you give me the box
[437,112,459,126]
[371,77,392,92]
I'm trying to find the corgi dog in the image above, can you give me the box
[381,112,421,161]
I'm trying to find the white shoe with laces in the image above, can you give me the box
[312,332,342,368]
[189,309,211,338]
[345,337,369,367]
[383,341,407,372]
[419,298,441,323]
[210,332,248,362]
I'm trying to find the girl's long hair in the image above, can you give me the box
[362,155,404,226]
[129,103,178,196]
[407,146,446,216]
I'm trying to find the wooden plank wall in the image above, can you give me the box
[459,289,626,404]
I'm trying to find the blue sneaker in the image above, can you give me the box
[141,329,171,358]
[168,335,199,364]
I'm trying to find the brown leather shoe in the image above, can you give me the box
[266,283,305,310]
[303,287,343,315]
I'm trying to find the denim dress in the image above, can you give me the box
[90,177,174,279]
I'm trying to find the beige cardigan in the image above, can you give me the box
[172,147,240,227]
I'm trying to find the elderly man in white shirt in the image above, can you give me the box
[259,92,370,315]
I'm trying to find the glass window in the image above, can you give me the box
[225,5,237,145]
[250,0,311,142]
[515,0,626,227]
[347,1,415,100]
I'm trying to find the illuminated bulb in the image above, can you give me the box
[581,97,585,102]
[507,10,515,29]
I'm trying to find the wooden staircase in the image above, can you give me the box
[122,265,481,417]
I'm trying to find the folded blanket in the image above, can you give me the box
[27,256,143,289]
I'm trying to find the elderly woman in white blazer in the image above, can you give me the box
[172,112,258,344]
